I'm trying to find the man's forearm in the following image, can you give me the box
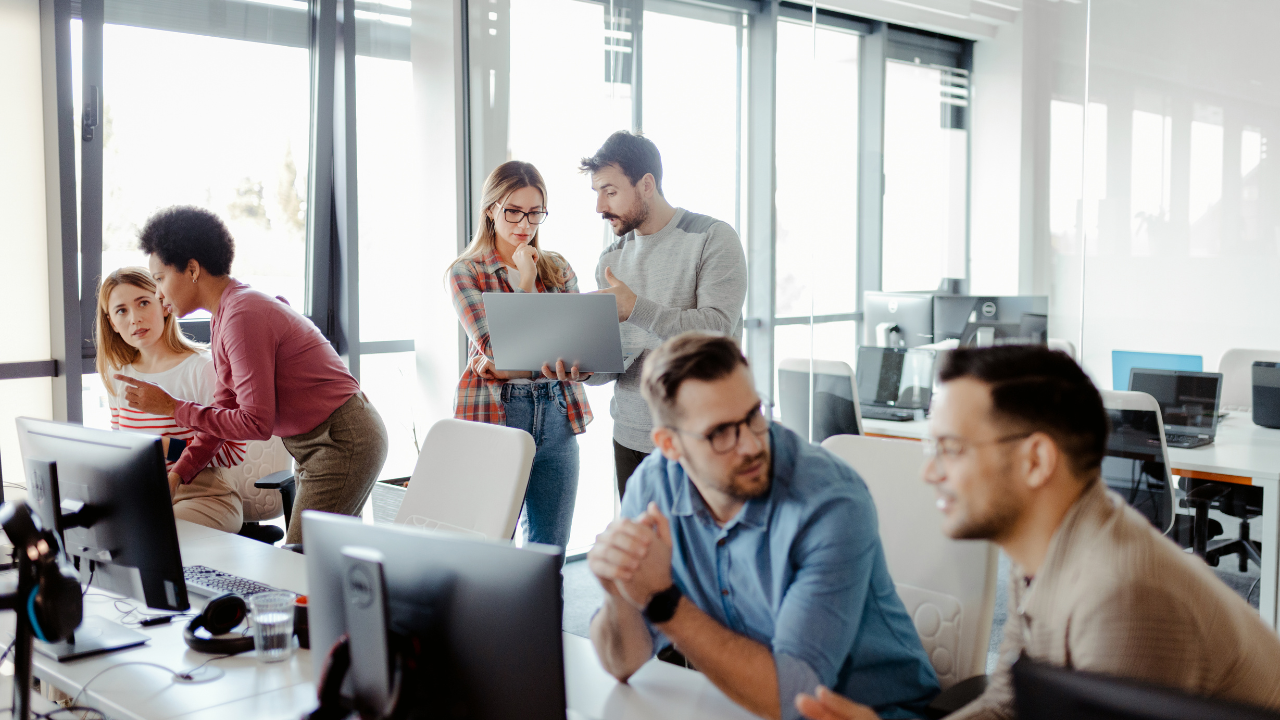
[659,597,781,720]
[589,595,654,682]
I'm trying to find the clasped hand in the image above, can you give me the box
[588,502,674,611]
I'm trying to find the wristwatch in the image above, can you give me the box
[643,584,682,624]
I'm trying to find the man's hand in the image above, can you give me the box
[599,267,637,322]
[541,359,591,383]
[114,375,178,416]
[795,687,879,720]
[167,472,182,499]
[511,244,539,292]
[616,503,674,610]
[588,516,656,601]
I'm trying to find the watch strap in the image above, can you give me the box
[643,584,682,624]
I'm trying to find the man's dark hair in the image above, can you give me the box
[939,345,1108,479]
[138,206,236,276]
[641,333,748,426]
[580,130,664,197]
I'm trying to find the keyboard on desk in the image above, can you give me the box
[184,565,289,599]
[862,406,917,422]
[1165,433,1213,449]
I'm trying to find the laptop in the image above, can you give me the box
[855,347,937,422]
[483,293,627,374]
[1128,368,1223,449]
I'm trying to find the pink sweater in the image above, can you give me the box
[172,281,359,482]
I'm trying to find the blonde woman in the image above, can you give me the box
[95,267,245,532]
[448,160,592,550]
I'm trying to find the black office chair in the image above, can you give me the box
[1182,479,1263,571]
[236,469,296,545]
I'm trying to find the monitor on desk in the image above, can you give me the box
[1128,369,1223,438]
[856,347,936,411]
[933,295,1048,343]
[304,511,566,720]
[863,292,935,347]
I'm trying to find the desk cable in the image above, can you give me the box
[69,652,235,708]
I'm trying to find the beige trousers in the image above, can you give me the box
[281,392,389,544]
[174,466,244,533]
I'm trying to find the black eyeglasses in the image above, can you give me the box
[501,207,549,225]
[670,403,769,454]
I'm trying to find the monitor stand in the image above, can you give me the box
[32,616,149,661]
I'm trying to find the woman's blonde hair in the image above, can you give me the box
[95,266,202,394]
[449,161,567,289]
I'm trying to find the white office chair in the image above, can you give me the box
[219,436,294,543]
[820,434,998,690]
[1047,338,1077,360]
[1216,348,1280,412]
[777,358,863,444]
[394,418,536,541]
[1099,390,1176,536]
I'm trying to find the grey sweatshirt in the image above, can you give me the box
[586,207,748,452]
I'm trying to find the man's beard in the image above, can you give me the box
[948,471,1023,541]
[721,447,771,501]
[603,199,650,237]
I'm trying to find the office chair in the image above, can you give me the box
[778,358,863,444]
[1182,480,1263,572]
[1217,348,1280,412]
[219,436,296,544]
[1100,391,1176,535]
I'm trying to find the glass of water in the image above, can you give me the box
[250,592,295,662]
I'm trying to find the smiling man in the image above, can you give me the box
[588,333,939,720]
[579,131,748,499]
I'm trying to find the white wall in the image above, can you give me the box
[0,0,53,487]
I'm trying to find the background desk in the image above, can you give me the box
[862,415,1280,630]
[2,521,757,720]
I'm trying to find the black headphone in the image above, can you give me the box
[184,593,254,655]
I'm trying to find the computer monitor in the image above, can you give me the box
[1110,350,1203,392]
[1102,394,1174,533]
[856,347,936,410]
[1128,369,1223,437]
[777,359,862,443]
[304,511,566,720]
[1020,313,1049,344]
[862,292,935,347]
[1012,654,1280,720]
[16,418,189,612]
[932,295,1049,343]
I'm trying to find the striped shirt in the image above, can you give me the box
[448,248,592,434]
[109,353,245,474]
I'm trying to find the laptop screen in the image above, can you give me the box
[1127,369,1222,435]
[856,347,936,410]
[1103,407,1172,531]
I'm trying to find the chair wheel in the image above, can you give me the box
[1206,555,1220,568]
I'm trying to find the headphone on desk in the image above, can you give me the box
[184,593,254,655]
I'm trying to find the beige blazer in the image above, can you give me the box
[950,480,1280,719]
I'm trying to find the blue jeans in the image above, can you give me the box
[502,382,580,550]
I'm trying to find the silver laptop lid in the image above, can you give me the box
[1127,368,1223,437]
[482,292,625,374]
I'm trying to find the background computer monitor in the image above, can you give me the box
[1110,350,1203,392]
[1128,369,1222,436]
[777,358,863,443]
[304,511,566,720]
[16,418,189,612]
[1020,313,1049,344]
[856,347,936,410]
[862,292,935,347]
[1102,396,1174,533]
[1012,654,1280,720]
[932,295,1049,343]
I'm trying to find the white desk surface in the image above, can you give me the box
[9,521,754,720]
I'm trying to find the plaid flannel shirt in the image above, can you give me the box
[449,249,593,434]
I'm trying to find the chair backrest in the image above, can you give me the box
[394,418,536,541]
[1111,350,1202,392]
[221,436,291,522]
[1099,390,1175,535]
[820,434,997,688]
[778,358,863,444]
[1047,338,1076,360]
[1217,348,1280,412]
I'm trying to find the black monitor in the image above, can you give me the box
[856,347,936,410]
[16,418,189,612]
[1012,654,1280,720]
[1128,369,1223,436]
[862,292,935,347]
[304,511,566,720]
[933,295,1049,343]
[778,359,862,444]
[1102,405,1173,533]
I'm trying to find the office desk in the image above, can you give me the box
[861,415,1280,631]
[5,521,757,720]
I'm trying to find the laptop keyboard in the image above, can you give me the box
[1165,434,1212,449]
[862,406,917,422]
[184,565,288,599]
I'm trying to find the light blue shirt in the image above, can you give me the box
[620,422,940,720]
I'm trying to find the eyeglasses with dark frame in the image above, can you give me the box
[500,206,549,225]
[669,403,770,454]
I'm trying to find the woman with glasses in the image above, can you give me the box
[447,160,592,551]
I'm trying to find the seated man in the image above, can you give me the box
[588,332,940,720]
[796,345,1280,720]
